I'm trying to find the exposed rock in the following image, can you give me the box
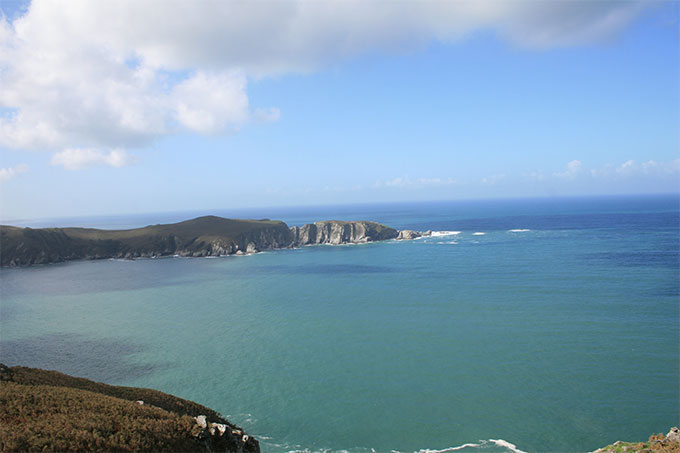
[290,220,398,246]
[594,427,680,453]
[195,415,208,429]
[397,229,421,240]
[212,423,228,435]
[193,414,259,453]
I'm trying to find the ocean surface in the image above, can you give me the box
[1,195,678,452]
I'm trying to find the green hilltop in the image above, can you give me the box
[0,216,292,266]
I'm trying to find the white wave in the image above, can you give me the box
[430,231,462,237]
[472,232,485,236]
[417,442,482,452]
[508,229,530,233]
[270,437,526,453]
[488,439,527,453]
[416,439,526,453]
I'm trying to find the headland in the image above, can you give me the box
[0,216,430,267]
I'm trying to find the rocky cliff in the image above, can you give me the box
[290,220,398,246]
[0,216,420,266]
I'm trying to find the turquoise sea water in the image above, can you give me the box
[1,195,678,452]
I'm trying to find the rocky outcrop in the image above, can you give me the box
[594,427,680,453]
[290,220,398,246]
[396,229,432,240]
[193,415,258,453]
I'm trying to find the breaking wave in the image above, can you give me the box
[417,438,527,453]
[268,438,527,453]
[429,231,462,237]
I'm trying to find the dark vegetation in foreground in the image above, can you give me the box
[0,364,259,452]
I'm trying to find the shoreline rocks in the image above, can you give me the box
[594,427,680,453]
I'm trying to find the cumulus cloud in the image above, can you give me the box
[0,0,653,161]
[50,148,137,170]
[0,163,28,182]
[172,71,250,134]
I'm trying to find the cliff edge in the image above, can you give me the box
[0,364,260,452]
[595,428,680,453]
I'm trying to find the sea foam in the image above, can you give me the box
[430,231,462,237]
[488,439,527,453]
[417,439,527,453]
[508,229,530,233]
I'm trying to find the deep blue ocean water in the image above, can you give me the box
[1,195,678,452]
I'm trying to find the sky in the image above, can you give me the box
[0,0,678,221]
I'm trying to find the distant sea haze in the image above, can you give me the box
[1,194,678,452]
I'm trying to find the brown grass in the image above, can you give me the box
[0,364,260,452]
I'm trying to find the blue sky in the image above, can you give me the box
[0,1,678,221]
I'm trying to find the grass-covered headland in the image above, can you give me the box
[0,216,293,266]
[0,215,401,266]
[0,364,259,452]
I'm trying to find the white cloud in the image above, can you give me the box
[50,148,137,170]
[0,0,653,160]
[553,158,680,182]
[481,173,507,185]
[173,71,250,134]
[554,160,584,179]
[7,0,647,73]
[385,176,411,187]
[375,176,458,188]
[0,163,28,182]
[616,159,636,175]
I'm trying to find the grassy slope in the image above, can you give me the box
[1,366,228,423]
[596,435,680,453]
[0,364,259,452]
[0,216,290,266]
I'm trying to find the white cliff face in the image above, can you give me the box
[289,221,398,246]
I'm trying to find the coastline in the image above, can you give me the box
[0,216,428,267]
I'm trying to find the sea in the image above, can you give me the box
[1,194,678,453]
